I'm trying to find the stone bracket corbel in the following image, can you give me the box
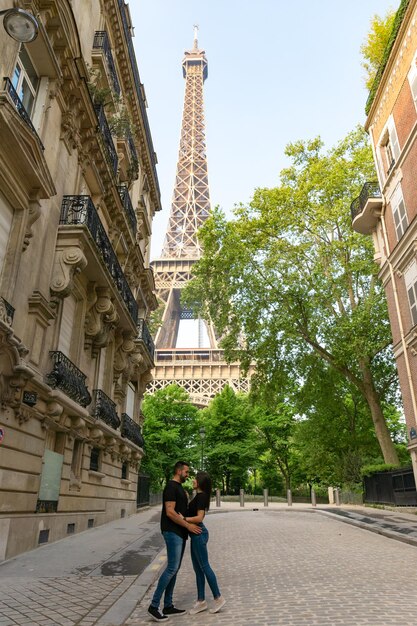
[50,245,87,299]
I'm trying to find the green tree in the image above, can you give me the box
[184,127,400,465]
[361,10,395,90]
[202,386,256,494]
[141,385,199,488]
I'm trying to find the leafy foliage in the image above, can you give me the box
[141,385,199,488]
[361,10,396,90]
[184,127,401,465]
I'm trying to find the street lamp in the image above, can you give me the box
[1,8,39,43]
[199,426,206,470]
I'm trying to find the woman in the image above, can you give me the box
[183,471,226,615]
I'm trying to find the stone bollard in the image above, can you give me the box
[263,488,269,507]
[335,488,341,506]
[328,486,335,504]
[216,488,221,507]
[287,489,292,506]
[240,489,245,507]
[311,488,316,507]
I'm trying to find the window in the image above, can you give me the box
[404,260,417,327]
[408,53,417,108]
[0,192,13,275]
[58,294,77,356]
[90,447,101,472]
[390,185,408,240]
[125,382,136,418]
[12,46,39,117]
[70,439,84,481]
[379,117,400,178]
[121,462,129,480]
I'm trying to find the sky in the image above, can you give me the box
[131,1,397,260]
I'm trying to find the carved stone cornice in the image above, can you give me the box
[50,245,87,299]
[0,320,32,415]
[84,283,118,354]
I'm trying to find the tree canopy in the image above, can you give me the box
[361,10,395,90]
[184,127,401,466]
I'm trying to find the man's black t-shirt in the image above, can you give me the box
[187,492,209,517]
[161,480,188,539]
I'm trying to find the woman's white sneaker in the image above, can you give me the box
[189,600,208,615]
[209,597,226,614]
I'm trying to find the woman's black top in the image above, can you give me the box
[187,492,209,517]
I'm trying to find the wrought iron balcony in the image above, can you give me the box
[94,104,118,175]
[127,131,138,164]
[121,413,144,448]
[93,31,121,97]
[0,296,14,325]
[118,186,137,234]
[91,389,121,429]
[60,196,138,322]
[350,182,382,235]
[117,0,160,200]
[45,351,91,407]
[137,318,155,361]
[3,77,44,149]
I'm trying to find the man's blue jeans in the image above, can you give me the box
[190,524,221,601]
[151,531,186,609]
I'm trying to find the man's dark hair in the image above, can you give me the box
[174,461,189,473]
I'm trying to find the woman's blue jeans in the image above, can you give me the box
[190,524,221,601]
[151,531,186,609]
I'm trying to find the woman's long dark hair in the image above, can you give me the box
[196,471,212,510]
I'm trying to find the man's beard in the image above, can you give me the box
[180,475,186,483]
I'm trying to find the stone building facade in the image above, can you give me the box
[351,0,417,480]
[0,0,160,560]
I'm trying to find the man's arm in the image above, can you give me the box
[165,501,202,534]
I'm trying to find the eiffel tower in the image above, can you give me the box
[148,27,252,406]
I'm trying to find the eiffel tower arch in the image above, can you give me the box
[148,28,252,407]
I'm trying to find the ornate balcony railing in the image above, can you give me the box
[93,31,121,97]
[94,104,118,175]
[127,131,138,164]
[45,351,91,407]
[137,318,155,361]
[91,389,121,429]
[60,196,138,322]
[350,182,381,221]
[3,77,44,149]
[121,413,144,448]
[118,185,137,234]
[0,296,14,325]
[117,0,160,200]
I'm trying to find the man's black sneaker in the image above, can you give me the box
[163,606,186,616]
[148,605,169,621]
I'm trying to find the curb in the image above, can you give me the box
[318,510,417,548]
[95,549,167,626]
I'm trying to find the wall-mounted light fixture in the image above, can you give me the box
[0,8,39,43]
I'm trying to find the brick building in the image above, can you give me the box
[0,0,160,559]
[352,0,417,479]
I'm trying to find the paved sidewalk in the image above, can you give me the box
[129,507,417,626]
[1,503,417,625]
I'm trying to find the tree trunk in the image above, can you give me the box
[359,360,399,465]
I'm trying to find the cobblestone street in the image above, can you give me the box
[3,505,417,626]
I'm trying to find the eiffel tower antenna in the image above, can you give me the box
[149,32,252,406]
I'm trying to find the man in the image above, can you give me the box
[148,461,202,622]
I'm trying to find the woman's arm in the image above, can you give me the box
[185,508,205,524]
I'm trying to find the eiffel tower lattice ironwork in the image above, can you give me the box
[148,28,252,406]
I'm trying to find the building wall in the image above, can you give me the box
[0,0,160,560]
[362,0,417,473]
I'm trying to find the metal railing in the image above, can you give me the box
[121,413,144,447]
[350,182,381,221]
[91,389,121,429]
[45,351,91,407]
[94,104,118,175]
[155,349,225,363]
[60,196,138,322]
[117,0,160,200]
[118,185,137,234]
[3,77,44,149]
[93,31,121,97]
[0,296,14,324]
[127,131,138,163]
[137,318,155,360]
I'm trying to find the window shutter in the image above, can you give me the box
[389,123,400,160]
[58,295,77,355]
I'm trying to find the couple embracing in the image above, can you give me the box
[148,461,226,622]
